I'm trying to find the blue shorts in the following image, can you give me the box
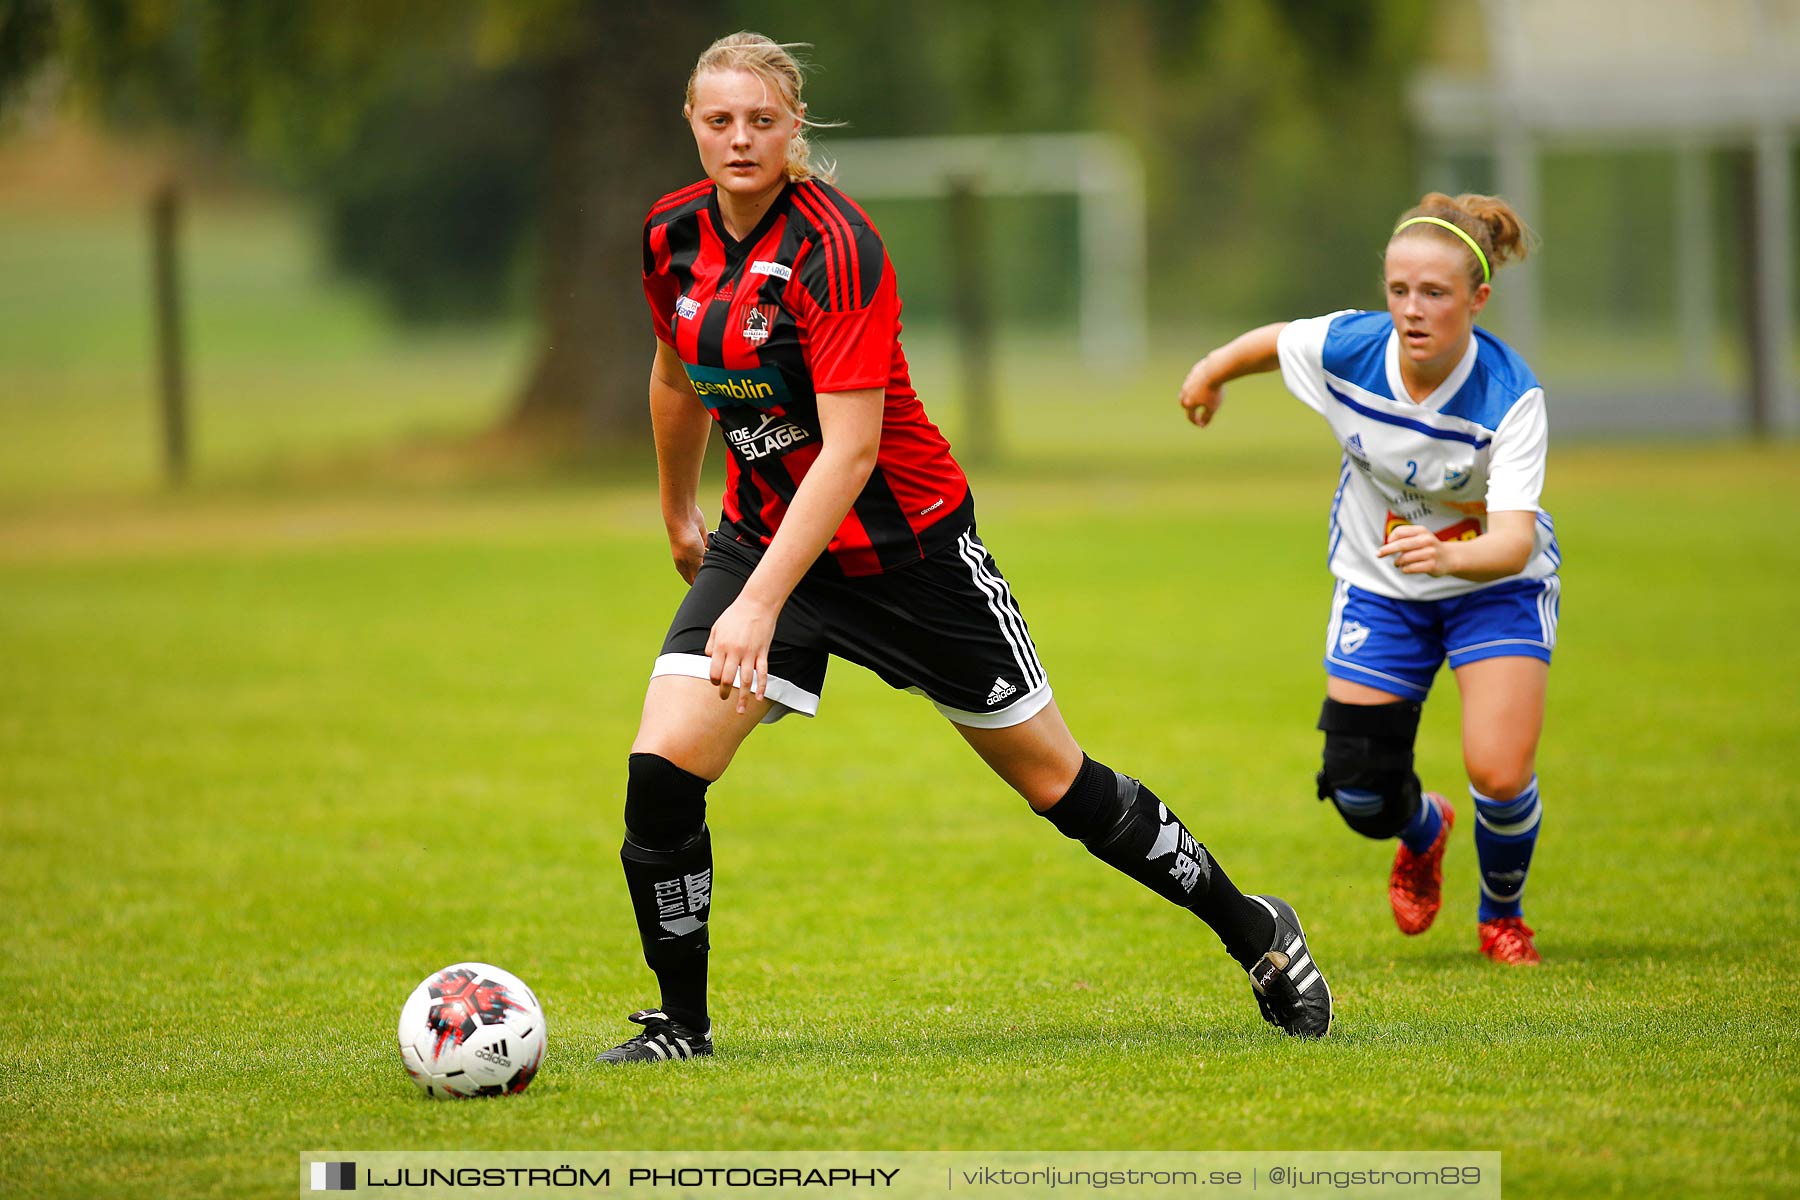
[1323,577,1560,701]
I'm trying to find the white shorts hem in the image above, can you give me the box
[1446,637,1554,657]
[929,682,1054,730]
[651,652,820,725]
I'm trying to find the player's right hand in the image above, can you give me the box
[705,595,776,715]
[669,504,709,584]
[1178,356,1224,427]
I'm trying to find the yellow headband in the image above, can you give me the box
[1393,216,1490,283]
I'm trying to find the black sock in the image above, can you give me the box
[1041,755,1276,969]
[620,753,713,1031]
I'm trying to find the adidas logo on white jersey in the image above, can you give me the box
[986,677,1018,706]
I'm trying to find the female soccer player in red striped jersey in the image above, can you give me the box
[598,31,1335,1064]
[1177,194,1556,966]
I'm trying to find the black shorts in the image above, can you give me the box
[653,525,1051,727]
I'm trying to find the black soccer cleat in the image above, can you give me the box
[1245,895,1333,1038]
[596,1009,713,1063]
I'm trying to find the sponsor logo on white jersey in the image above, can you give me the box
[675,295,700,321]
[750,260,793,281]
[1338,620,1370,655]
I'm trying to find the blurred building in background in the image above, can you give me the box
[1413,0,1799,434]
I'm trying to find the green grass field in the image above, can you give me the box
[3,194,1799,1198]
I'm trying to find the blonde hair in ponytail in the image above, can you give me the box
[1392,192,1535,289]
[685,32,840,183]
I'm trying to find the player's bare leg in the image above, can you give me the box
[632,673,773,776]
[1455,657,1548,964]
[1454,657,1546,802]
[953,698,1083,811]
[958,702,1331,1037]
[1325,678,1407,706]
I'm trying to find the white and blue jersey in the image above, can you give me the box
[1276,310,1560,603]
[1277,311,1562,696]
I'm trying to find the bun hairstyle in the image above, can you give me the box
[685,31,839,183]
[1391,192,1534,289]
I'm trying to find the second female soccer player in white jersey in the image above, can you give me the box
[1177,192,1558,965]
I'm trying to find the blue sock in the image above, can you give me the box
[1398,791,1443,854]
[1472,777,1542,920]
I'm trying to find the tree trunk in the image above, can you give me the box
[507,3,723,444]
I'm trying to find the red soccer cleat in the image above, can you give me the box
[1478,916,1542,965]
[1389,793,1455,935]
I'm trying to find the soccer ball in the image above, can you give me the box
[397,962,546,1098]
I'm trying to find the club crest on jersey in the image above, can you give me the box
[1444,465,1473,490]
[742,303,777,346]
[674,295,700,321]
[1338,621,1370,656]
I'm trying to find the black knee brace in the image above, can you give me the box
[1315,699,1423,839]
[624,752,708,852]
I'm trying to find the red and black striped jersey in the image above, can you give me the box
[642,178,972,578]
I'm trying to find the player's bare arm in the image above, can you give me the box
[705,386,884,712]
[650,339,714,583]
[1177,322,1287,426]
[1378,510,1537,580]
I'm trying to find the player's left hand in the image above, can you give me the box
[1378,524,1458,576]
[705,597,779,714]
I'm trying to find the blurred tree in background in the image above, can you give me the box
[1,0,723,444]
[1093,0,1432,318]
[0,0,1433,448]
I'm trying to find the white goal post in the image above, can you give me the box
[824,133,1149,371]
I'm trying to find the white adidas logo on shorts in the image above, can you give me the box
[986,677,1018,706]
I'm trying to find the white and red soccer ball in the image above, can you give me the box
[397,963,546,1098]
